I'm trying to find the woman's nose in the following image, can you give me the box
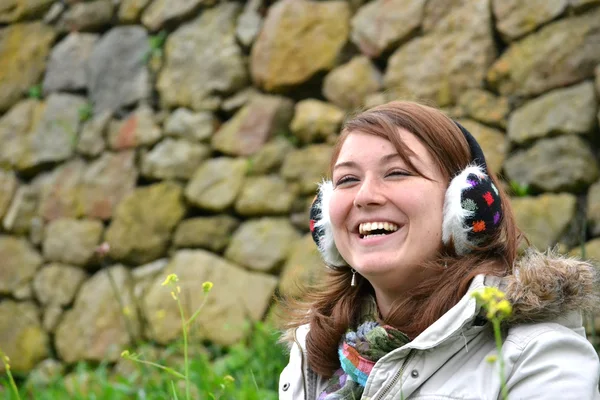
[353,177,386,208]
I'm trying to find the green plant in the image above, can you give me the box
[211,321,287,398]
[145,30,168,63]
[27,85,42,100]
[0,347,20,400]
[276,129,299,146]
[246,157,255,175]
[3,246,287,399]
[121,274,219,400]
[78,103,93,123]
[509,180,530,197]
[472,287,513,400]
[1,323,286,399]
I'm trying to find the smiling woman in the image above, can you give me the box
[278,101,600,400]
[329,131,448,310]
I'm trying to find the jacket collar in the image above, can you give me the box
[401,249,600,352]
[394,274,485,354]
[282,250,599,349]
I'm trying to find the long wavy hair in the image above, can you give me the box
[279,101,522,378]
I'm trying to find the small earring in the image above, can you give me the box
[351,269,357,287]
[444,261,448,269]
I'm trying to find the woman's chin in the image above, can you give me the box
[354,258,405,279]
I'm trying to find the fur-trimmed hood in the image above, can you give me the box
[504,249,600,323]
[281,250,600,346]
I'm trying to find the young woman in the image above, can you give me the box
[279,101,600,399]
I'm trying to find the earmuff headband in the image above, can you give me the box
[454,121,488,170]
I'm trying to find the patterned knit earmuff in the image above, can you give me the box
[309,121,502,267]
[309,180,347,268]
[442,122,502,255]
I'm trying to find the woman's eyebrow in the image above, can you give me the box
[381,153,402,162]
[333,161,358,170]
[333,153,405,170]
[384,152,421,167]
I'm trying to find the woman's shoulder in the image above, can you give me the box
[499,249,599,368]
[486,250,600,394]
[505,309,589,348]
[279,323,311,351]
[500,316,600,396]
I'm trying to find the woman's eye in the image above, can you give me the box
[335,176,358,186]
[387,170,411,177]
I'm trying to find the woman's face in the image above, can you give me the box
[330,130,448,292]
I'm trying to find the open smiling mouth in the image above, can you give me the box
[358,222,399,239]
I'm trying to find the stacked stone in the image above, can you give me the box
[0,0,599,381]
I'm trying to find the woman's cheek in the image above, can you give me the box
[328,190,350,230]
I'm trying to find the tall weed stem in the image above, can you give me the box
[175,295,191,400]
[472,287,512,400]
[492,319,508,400]
[0,348,21,400]
[121,274,213,400]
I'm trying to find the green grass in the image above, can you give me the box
[509,180,530,197]
[144,31,168,64]
[0,322,287,400]
[78,103,94,122]
[27,85,43,100]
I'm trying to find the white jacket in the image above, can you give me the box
[279,251,600,399]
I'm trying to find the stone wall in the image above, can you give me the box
[1,0,600,376]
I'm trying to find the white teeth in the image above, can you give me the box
[358,222,399,235]
[363,233,387,238]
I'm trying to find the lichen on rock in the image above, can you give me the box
[157,3,247,111]
[0,301,49,374]
[250,0,350,92]
[106,182,186,265]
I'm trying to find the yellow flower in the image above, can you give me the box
[496,299,512,318]
[161,273,179,286]
[472,287,505,303]
[223,375,235,384]
[486,307,498,321]
[486,354,498,363]
[121,350,130,358]
[471,290,486,303]
[2,355,10,371]
[171,291,177,300]
[202,281,213,294]
[472,287,513,321]
[156,309,166,320]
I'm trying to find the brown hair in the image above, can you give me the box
[280,101,522,377]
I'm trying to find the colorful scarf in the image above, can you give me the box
[318,303,410,400]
